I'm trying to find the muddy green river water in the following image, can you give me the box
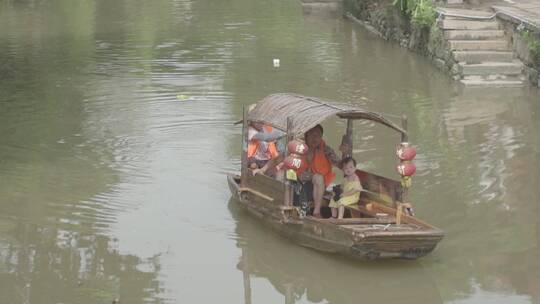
[1,0,539,303]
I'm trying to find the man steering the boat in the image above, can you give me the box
[297,124,349,218]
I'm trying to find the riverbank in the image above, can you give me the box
[343,0,540,87]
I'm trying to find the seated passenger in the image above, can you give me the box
[248,122,284,176]
[329,157,362,219]
[296,124,347,217]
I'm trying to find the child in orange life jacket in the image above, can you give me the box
[329,157,362,219]
[247,122,284,176]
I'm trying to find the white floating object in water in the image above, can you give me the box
[176,94,189,101]
[273,58,280,68]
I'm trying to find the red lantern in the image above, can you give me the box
[397,143,416,161]
[397,162,416,177]
[287,140,308,156]
[284,155,303,170]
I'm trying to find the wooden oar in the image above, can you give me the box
[238,187,274,202]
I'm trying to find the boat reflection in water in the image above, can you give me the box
[229,199,443,304]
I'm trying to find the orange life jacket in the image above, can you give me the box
[247,125,279,159]
[297,140,335,187]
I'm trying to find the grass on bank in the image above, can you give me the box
[520,30,540,69]
[393,0,437,29]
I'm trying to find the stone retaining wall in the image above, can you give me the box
[499,19,540,86]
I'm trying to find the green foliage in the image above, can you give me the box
[392,0,437,29]
[521,30,540,68]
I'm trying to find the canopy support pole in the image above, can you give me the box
[401,115,408,143]
[341,118,353,158]
[398,115,409,215]
[284,117,294,206]
[241,106,249,187]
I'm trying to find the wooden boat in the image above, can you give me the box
[227,93,444,260]
[229,200,444,303]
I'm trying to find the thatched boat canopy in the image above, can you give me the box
[247,93,406,137]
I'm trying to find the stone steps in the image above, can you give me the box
[460,76,525,87]
[459,61,523,76]
[440,19,499,30]
[437,8,495,18]
[444,30,505,40]
[453,51,514,63]
[437,8,526,87]
[449,40,509,51]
